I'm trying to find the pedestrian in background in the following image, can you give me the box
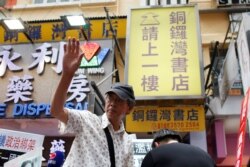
[50,38,136,167]
[141,129,217,167]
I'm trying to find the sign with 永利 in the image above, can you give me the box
[0,40,114,119]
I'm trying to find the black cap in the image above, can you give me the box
[152,129,182,148]
[106,83,135,106]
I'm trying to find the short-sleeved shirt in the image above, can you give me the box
[59,109,134,167]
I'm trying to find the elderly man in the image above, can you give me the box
[51,38,136,167]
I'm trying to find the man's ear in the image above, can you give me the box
[154,142,160,148]
[126,106,134,115]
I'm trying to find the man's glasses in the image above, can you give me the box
[106,94,126,104]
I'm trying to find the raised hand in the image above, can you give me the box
[62,38,84,77]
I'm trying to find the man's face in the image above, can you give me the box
[105,92,129,122]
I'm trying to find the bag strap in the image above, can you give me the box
[104,127,116,167]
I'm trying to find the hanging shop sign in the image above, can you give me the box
[0,39,114,118]
[0,18,126,44]
[236,13,250,96]
[125,5,204,101]
[218,40,240,106]
[126,105,205,132]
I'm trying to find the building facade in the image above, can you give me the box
[1,0,250,166]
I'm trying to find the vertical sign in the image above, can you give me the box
[236,15,250,95]
[132,139,152,167]
[218,40,239,106]
[235,88,250,167]
[125,5,204,100]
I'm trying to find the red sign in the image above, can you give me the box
[235,88,250,167]
[80,42,100,61]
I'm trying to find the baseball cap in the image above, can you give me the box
[152,129,182,148]
[106,83,135,106]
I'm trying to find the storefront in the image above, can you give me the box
[0,17,120,165]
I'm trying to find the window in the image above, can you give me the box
[141,0,188,6]
[34,0,44,4]
[33,0,79,4]
[47,0,57,3]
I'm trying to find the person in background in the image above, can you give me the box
[141,129,217,167]
[50,38,136,167]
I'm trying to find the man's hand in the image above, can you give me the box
[62,38,84,77]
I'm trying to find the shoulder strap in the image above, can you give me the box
[104,127,116,167]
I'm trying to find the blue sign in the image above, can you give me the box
[0,102,88,118]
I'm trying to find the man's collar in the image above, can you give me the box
[101,113,125,134]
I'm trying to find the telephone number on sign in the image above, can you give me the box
[153,122,200,129]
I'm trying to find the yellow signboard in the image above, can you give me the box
[0,18,127,44]
[125,5,204,99]
[126,106,205,132]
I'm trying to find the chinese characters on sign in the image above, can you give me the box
[126,6,203,98]
[5,75,34,103]
[170,11,189,91]
[0,40,113,118]
[0,128,44,166]
[67,74,90,102]
[0,46,23,77]
[0,134,36,152]
[1,42,91,104]
[126,106,205,132]
[132,139,152,167]
[140,13,160,92]
[0,43,67,76]
[1,18,122,44]
[49,139,65,153]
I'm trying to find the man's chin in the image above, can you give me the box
[106,110,114,116]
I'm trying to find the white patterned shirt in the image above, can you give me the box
[59,109,134,167]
